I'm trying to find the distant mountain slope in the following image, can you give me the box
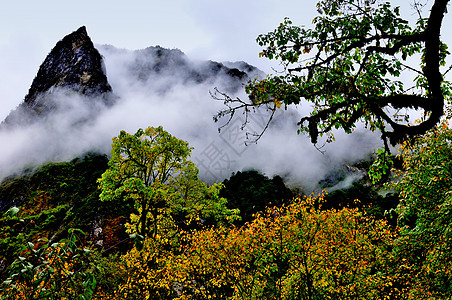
[97,44,264,94]
[0,26,266,183]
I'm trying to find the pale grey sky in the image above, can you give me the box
[0,1,316,69]
[0,0,318,119]
[0,0,449,119]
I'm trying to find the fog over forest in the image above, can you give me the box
[0,0,439,192]
[0,41,383,191]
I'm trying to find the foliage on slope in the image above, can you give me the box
[390,120,452,298]
[0,153,132,276]
[2,120,452,298]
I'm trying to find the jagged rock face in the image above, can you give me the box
[29,26,111,101]
[2,26,113,126]
[0,26,270,187]
[26,26,112,104]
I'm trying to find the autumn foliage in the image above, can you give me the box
[2,120,452,299]
[156,195,396,299]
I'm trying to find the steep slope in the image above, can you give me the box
[2,26,114,126]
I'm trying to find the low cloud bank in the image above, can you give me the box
[0,45,383,191]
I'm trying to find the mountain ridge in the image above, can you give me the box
[1,27,263,128]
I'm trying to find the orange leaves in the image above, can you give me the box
[0,229,96,300]
[165,194,396,299]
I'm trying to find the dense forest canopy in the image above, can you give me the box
[1,124,452,298]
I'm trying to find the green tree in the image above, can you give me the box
[98,126,238,248]
[98,127,239,298]
[391,120,452,298]
[98,126,192,241]
[215,0,451,148]
[168,161,239,229]
[220,170,293,223]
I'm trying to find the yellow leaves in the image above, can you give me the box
[156,194,396,299]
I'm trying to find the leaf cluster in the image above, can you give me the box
[216,0,451,148]
[0,228,96,300]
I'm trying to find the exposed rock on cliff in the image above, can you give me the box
[2,26,114,126]
[0,26,266,184]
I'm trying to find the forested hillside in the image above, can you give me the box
[0,122,450,299]
[1,0,452,298]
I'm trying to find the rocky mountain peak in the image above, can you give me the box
[100,44,265,95]
[2,26,113,126]
[25,26,112,105]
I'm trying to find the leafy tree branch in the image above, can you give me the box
[215,0,451,149]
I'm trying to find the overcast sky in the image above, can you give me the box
[0,0,448,119]
[0,0,316,63]
[0,0,318,119]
